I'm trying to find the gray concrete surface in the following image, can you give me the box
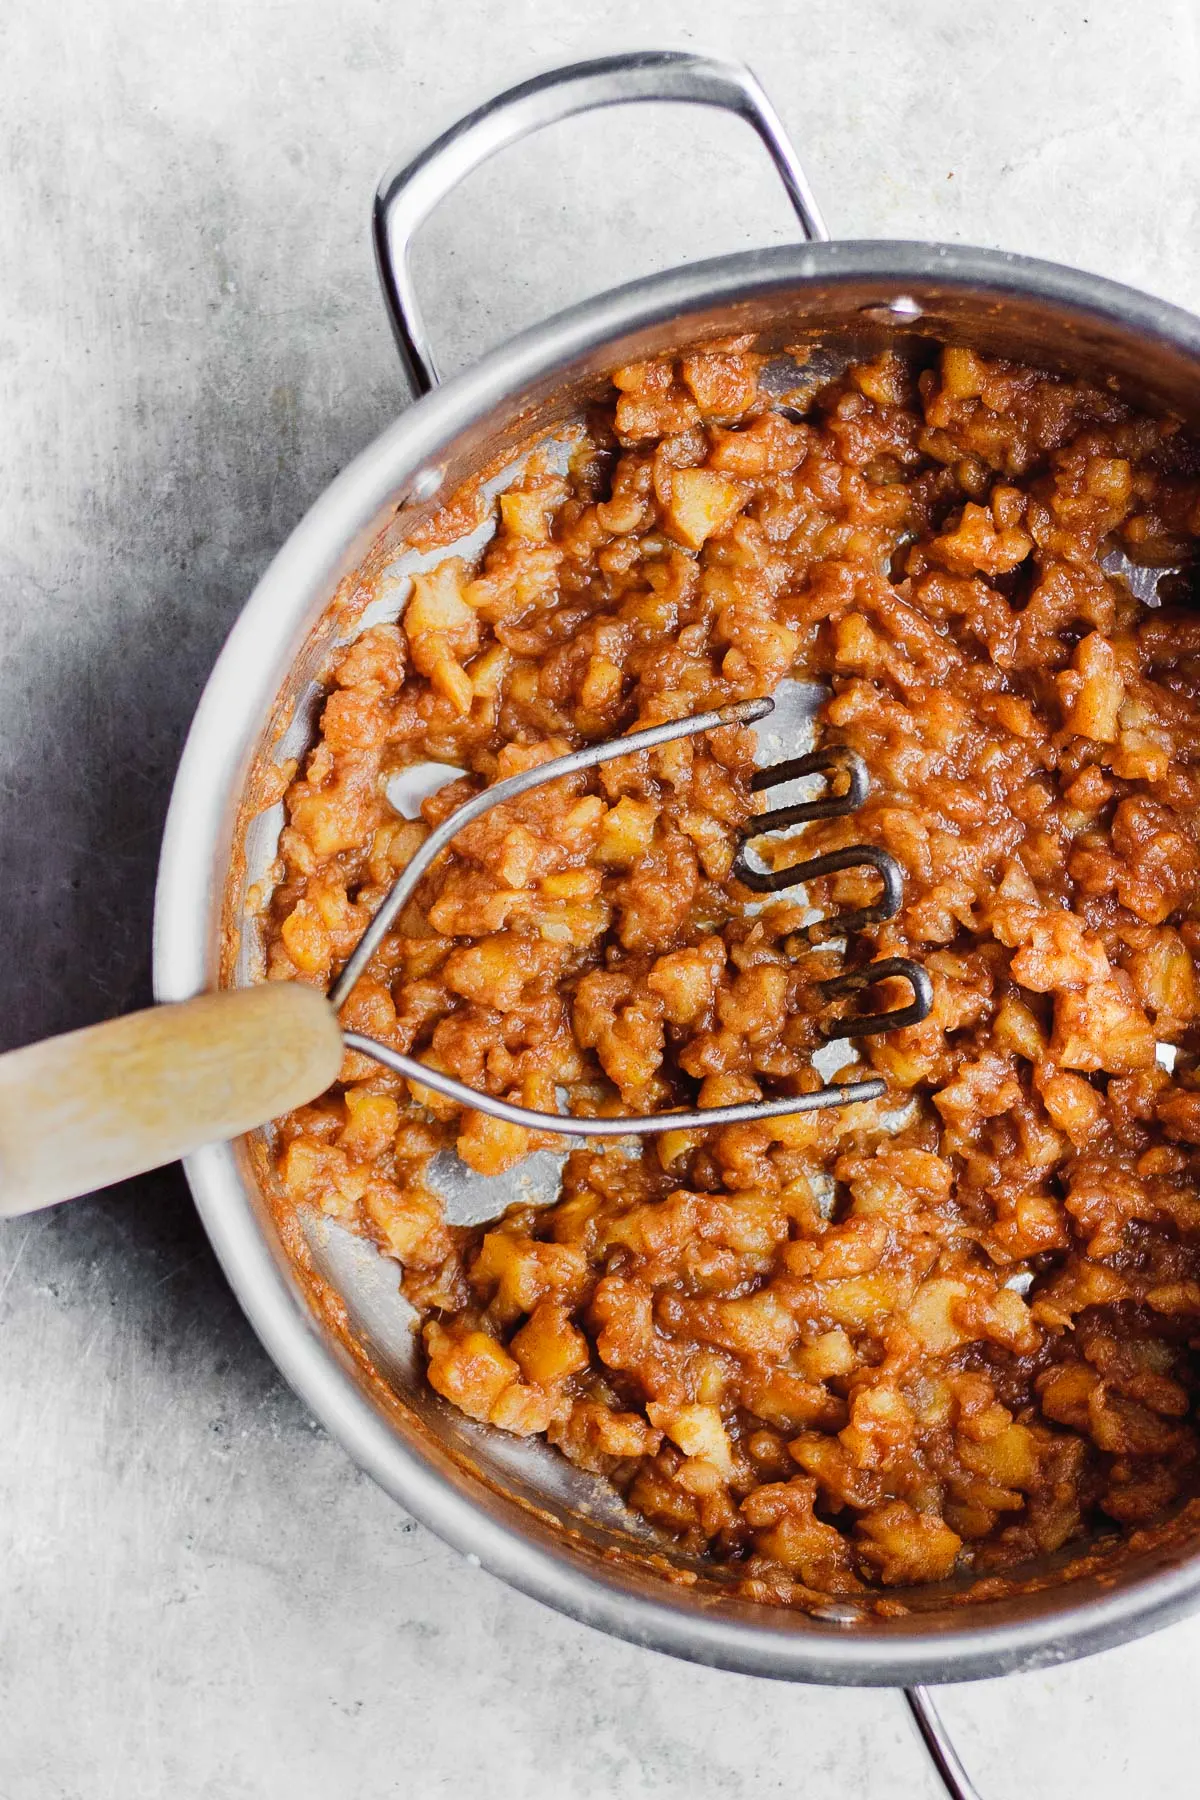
[3,1,1200,1794]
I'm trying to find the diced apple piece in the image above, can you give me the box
[579,654,624,710]
[339,1088,400,1160]
[961,1423,1039,1491]
[907,1277,972,1352]
[797,1328,856,1381]
[857,1501,962,1585]
[664,467,746,549]
[595,795,658,866]
[425,1325,519,1418]
[511,1302,590,1386]
[404,559,476,638]
[646,938,725,1026]
[499,489,552,540]
[280,901,331,976]
[1052,980,1156,1073]
[1056,632,1124,743]
[941,345,988,399]
[647,1401,734,1476]
[456,1110,535,1177]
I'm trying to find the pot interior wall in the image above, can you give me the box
[224,268,1200,1671]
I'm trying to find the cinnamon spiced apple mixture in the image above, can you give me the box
[266,338,1200,1602]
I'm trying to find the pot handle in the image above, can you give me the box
[374,49,829,396]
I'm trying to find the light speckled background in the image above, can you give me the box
[4,2,1200,1795]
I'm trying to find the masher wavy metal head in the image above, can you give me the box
[330,696,933,1135]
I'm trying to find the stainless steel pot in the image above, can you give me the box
[154,49,1200,1687]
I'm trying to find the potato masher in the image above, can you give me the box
[0,696,930,1215]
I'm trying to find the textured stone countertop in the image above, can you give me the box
[4,2,1200,1794]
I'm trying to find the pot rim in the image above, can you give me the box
[154,237,1200,1683]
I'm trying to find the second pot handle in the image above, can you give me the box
[374,48,829,396]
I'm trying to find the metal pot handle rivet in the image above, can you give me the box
[372,48,830,396]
